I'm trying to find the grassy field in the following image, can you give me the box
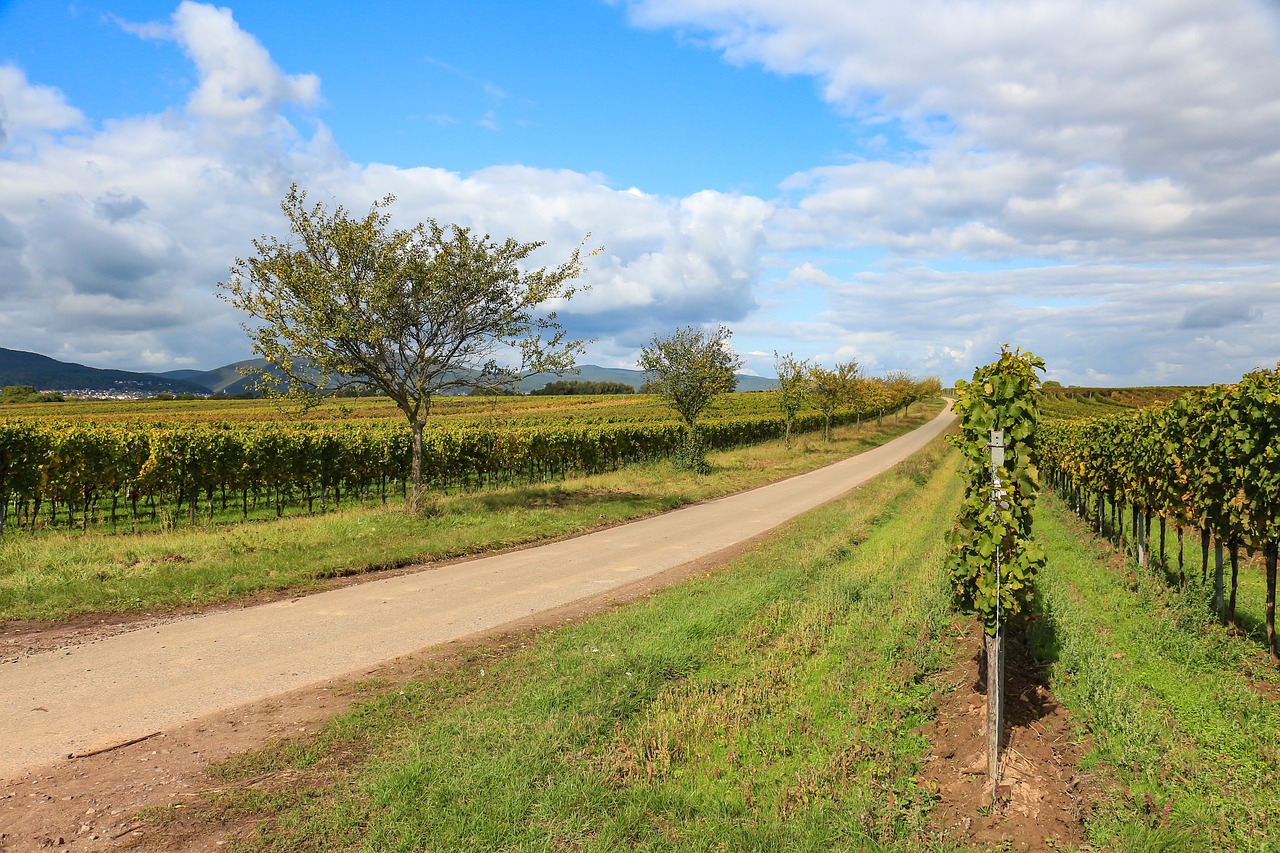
[12,393,1278,850]
[154,425,967,852]
[1032,495,1280,851]
[0,403,943,624]
[121,421,1280,852]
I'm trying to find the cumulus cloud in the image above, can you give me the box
[0,3,773,373]
[138,1,321,133]
[620,0,1280,382]
[0,65,84,146]
[1,0,1277,385]
[625,0,1280,263]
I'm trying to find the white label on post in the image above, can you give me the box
[990,429,1005,468]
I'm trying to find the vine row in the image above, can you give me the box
[1037,364,1280,661]
[0,402,917,534]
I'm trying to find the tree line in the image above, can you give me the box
[530,380,636,396]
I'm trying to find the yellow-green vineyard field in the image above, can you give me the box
[0,386,929,535]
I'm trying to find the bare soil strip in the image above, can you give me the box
[920,619,1097,852]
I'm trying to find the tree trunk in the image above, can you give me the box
[409,419,425,514]
[1200,528,1210,586]
[1131,505,1140,563]
[1159,517,1166,571]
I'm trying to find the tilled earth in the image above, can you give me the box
[920,620,1098,852]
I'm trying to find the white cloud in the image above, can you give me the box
[168,1,319,131]
[0,65,85,145]
[1,0,1278,387]
[621,0,1280,383]
[0,4,773,372]
[627,0,1280,264]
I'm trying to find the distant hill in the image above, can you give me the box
[0,348,213,396]
[189,359,273,395]
[0,348,778,398]
[155,368,209,382]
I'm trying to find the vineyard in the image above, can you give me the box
[1038,364,1280,661]
[0,383,931,535]
[1038,385,1196,420]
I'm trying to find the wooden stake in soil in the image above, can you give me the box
[986,624,1005,793]
[988,429,1006,796]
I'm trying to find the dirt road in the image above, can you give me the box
[1,405,953,782]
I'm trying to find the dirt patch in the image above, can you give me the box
[0,540,763,853]
[920,618,1098,852]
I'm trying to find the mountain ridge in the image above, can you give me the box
[0,348,778,397]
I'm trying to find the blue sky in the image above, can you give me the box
[2,0,1278,385]
[3,1,851,196]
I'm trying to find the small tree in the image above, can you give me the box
[0,386,65,403]
[809,360,860,441]
[0,385,37,403]
[773,351,810,448]
[639,324,743,472]
[219,184,592,513]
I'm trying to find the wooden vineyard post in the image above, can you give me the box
[987,429,1006,792]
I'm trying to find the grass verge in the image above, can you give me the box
[0,403,943,624]
[160,430,966,852]
[1034,493,1280,852]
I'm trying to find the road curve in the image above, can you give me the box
[1,404,954,778]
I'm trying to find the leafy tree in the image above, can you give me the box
[773,351,810,448]
[639,324,743,472]
[944,345,1045,787]
[219,184,592,513]
[0,385,65,403]
[808,360,860,441]
[882,370,942,416]
[0,385,37,403]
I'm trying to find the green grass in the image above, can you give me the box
[170,432,967,852]
[0,403,943,623]
[106,413,1280,851]
[1033,493,1280,851]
